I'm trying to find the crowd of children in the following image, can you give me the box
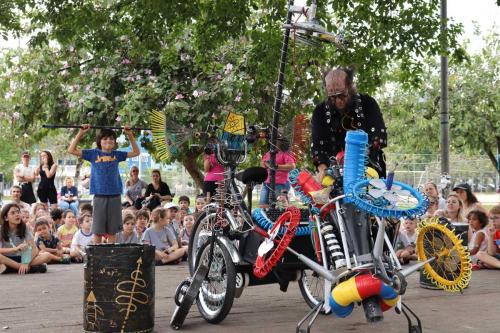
[392,180,500,270]
[0,195,205,274]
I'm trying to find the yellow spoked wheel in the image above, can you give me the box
[416,217,471,292]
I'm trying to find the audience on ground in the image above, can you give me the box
[181,214,194,246]
[476,204,500,269]
[135,209,150,240]
[123,165,147,209]
[178,195,192,214]
[395,217,418,265]
[142,207,184,264]
[59,177,79,216]
[434,192,466,224]
[453,183,484,216]
[423,196,439,218]
[70,214,93,262]
[139,169,172,210]
[57,210,79,253]
[0,203,52,274]
[3,148,496,277]
[35,218,70,264]
[194,195,206,215]
[424,181,446,210]
[8,185,31,211]
[116,213,140,244]
[467,209,489,267]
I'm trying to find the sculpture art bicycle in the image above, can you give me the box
[168,113,471,332]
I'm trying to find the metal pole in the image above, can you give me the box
[268,0,294,206]
[440,0,450,195]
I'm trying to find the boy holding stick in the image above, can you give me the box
[68,124,140,244]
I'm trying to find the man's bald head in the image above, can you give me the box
[323,68,354,91]
[323,67,355,110]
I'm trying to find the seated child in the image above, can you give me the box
[467,209,489,266]
[20,208,31,232]
[165,203,187,256]
[79,202,93,217]
[35,218,71,264]
[395,217,418,265]
[177,208,188,228]
[476,204,500,269]
[180,214,194,246]
[50,208,64,233]
[142,207,184,265]
[57,210,79,253]
[178,195,193,214]
[194,195,206,214]
[70,214,93,262]
[116,213,140,244]
[135,209,150,240]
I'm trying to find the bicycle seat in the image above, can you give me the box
[235,167,267,184]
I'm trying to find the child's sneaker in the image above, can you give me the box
[0,263,6,274]
[29,264,47,274]
[61,255,71,264]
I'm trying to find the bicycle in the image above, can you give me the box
[171,123,472,333]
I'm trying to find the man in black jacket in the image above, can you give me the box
[311,68,387,181]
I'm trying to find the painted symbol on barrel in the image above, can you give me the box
[115,257,149,333]
[85,290,104,330]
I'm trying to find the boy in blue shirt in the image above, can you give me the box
[67,124,140,244]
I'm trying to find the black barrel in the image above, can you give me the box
[83,244,155,333]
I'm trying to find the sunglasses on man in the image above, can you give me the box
[328,91,349,102]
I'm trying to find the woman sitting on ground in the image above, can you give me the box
[123,165,147,209]
[434,192,466,224]
[59,177,79,217]
[138,169,172,210]
[0,203,52,274]
[452,183,483,217]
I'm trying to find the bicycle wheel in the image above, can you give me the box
[416,217,471,292]
[298,269,328,314]
[188,208,217,275]
[350,178,428,219]
[195,237,236,324]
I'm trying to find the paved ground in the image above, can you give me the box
[0,262,499,333]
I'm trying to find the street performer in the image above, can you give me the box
[311,67,387,181]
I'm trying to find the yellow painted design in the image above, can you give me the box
[416,217,472,292]
[223,112,245,135]
[85,289,104,330]
[331,277,361,306]
[86,290,96,302]
[115,257,150,333]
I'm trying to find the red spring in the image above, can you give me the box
[253,206,301,279]
[312,228,322,264]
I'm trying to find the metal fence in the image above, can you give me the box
[386,153,499,193]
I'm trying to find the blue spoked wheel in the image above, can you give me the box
[349,179,428,219]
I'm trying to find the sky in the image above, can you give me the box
[0,0,498,51]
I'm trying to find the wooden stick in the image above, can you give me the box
[43,124,150,131]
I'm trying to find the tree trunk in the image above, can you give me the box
[182,151,204,191]
[74,159,84,186]
[481,140,499,177]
